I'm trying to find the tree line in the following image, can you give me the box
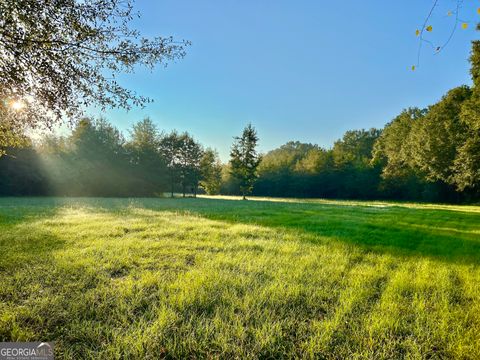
[2,43,480,202]
[223,41,480,203]
[0,118,222,197]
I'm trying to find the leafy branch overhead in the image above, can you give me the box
[0,0,190,130]
[413,0,477,70]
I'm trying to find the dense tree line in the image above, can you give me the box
[224,42,480,203]
[1,44,480,202]
[249,75,479,202]
[0,118,222,197]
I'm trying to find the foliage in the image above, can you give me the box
[177,133,204,197]
[200,148,223,195]
[0,145,44,195]
[229,124,261,199]
[259,141,316,173]
[295,147,332,174]
[409,86,471,185]
[159,131,182,197]
[332,128,381,168]
[252,40,480,202]
[0,116,29,156]
[0,0,189,139]
[414,0,477,69]
[0,118,223,197]
[372,108,426,179]
[125,118,167,196]
[453,41,480,192]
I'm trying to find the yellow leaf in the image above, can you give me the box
[462,22,468,29]
[415,29,420,36]
[477,8,480,15]
[426,25,433,32]
[411,65,416,71]
[447,11,452,16]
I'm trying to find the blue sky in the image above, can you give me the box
[90,0,479,160]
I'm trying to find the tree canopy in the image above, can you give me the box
[0,0,189,142]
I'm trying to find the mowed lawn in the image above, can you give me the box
[0,197,479,359]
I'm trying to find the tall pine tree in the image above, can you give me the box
[229,124,261,200]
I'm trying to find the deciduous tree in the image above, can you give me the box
[0,0,189,146]
[177,133,203,197]
[159,131,182,197]
[200,148,223,195]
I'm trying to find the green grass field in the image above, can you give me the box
[0,197,479,359]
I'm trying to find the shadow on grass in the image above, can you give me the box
[0,197,71,227]
[127,197,480,265]
[0,200,67,272]
[1,197,479,265]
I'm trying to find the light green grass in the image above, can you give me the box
[0,197,479,359]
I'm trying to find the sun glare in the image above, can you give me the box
[10,100,25,111]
